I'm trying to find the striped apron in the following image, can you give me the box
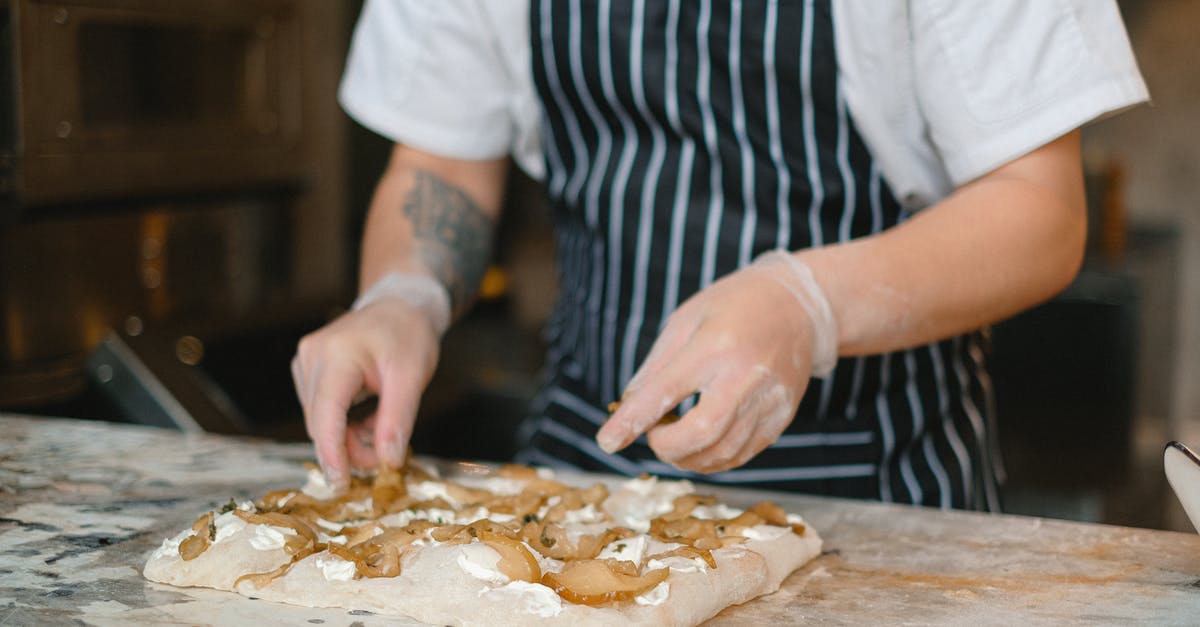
[516,0,1004,511]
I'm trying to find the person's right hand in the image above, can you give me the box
[291,274,450,492]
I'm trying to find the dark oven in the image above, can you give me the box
[0,0,348,431]
[1,0,309,209]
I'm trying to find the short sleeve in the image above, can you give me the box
[910,0,1149,185]
[339,0,527,162]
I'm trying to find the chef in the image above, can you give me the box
[291,0,1148,511]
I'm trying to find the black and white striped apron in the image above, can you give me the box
[515,0,1004,511]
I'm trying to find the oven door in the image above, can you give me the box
[2,0,306,212]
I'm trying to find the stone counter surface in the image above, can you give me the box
[2,414,1198,625]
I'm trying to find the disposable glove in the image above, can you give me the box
[292,273,451,491]
[596,250,837,473]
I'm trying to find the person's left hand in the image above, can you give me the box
[595,251,837,473]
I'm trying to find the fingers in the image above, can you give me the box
[596,313,704,453]
[645,370,748,463]
[346,414,379,469]
[373,363,426,469]
[647,366,799,473]
[596,337,711,454]
[624,314,695,393]
[662,418,779,474]
[301,360,366,492]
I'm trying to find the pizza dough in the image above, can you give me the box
[144,462,821,626]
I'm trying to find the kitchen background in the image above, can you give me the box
[0,1,1195,533]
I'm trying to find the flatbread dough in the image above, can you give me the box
[144,462,822,626]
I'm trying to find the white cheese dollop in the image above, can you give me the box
[691,504,744,520]
[561,503,606,525]
[486,511,517,524]
[535,495,562,520]
[453,476,526,496]
[301,467,337,500]
[622,476,695,498]
[645,538,685,556]
[409,480,456,505]
[480,580,563,617]
[523,541,564,574]
[344,497,373,515]
[456,505,516,525]
[151,529,193,560]
[314,555,356,582]
[317,531,349,545]
[597,535,649,565]
[249,525,297,551]
[456,542,509,585]
[646,556,707,573]
[213,511,248,543]
[314,518,345,532]
[741,524,790,541]
[635,581,670,606]
[611,477,695,531]
[565,522,611,544]
[381,507,461,527]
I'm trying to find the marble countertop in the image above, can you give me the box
[2,413,1199,625]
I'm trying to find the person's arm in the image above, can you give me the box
[598,131,1085,473]
[293,144,508,490]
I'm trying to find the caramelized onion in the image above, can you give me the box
[661,494,717,522]
[649,516,719,546]
[339,521,385,546]
[747,501,787,526]
[477,530,541,583]
[431,518,518,544]
[178,511,214,561]
[480,491,543,520]
[358,544,401,578]
[648,545,717,569]
[445,481,495,507]
[541,559,669,606]
[573,527,637,560]
[371,465,407,515]
[234,560,295,590]
[337,521,437,579]
[520,520,574,560]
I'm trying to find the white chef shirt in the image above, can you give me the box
[339,0,1148,210]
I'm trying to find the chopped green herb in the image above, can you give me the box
[540,529,557,548]
[615,543,627,552]
[522,513,539,524]
[207,517,217,541]
[218,498,238,514]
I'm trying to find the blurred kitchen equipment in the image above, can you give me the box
[0,0,311,210]
[1164,441,1200,534]
[0,0,349,423]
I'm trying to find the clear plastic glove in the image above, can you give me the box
[595,250,837,473]
[291,273,451,491]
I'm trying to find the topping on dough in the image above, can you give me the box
[540,559,670,606]
[178,511,214,561]
[150,460,822,620]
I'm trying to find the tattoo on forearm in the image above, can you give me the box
[401,170,495,313]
